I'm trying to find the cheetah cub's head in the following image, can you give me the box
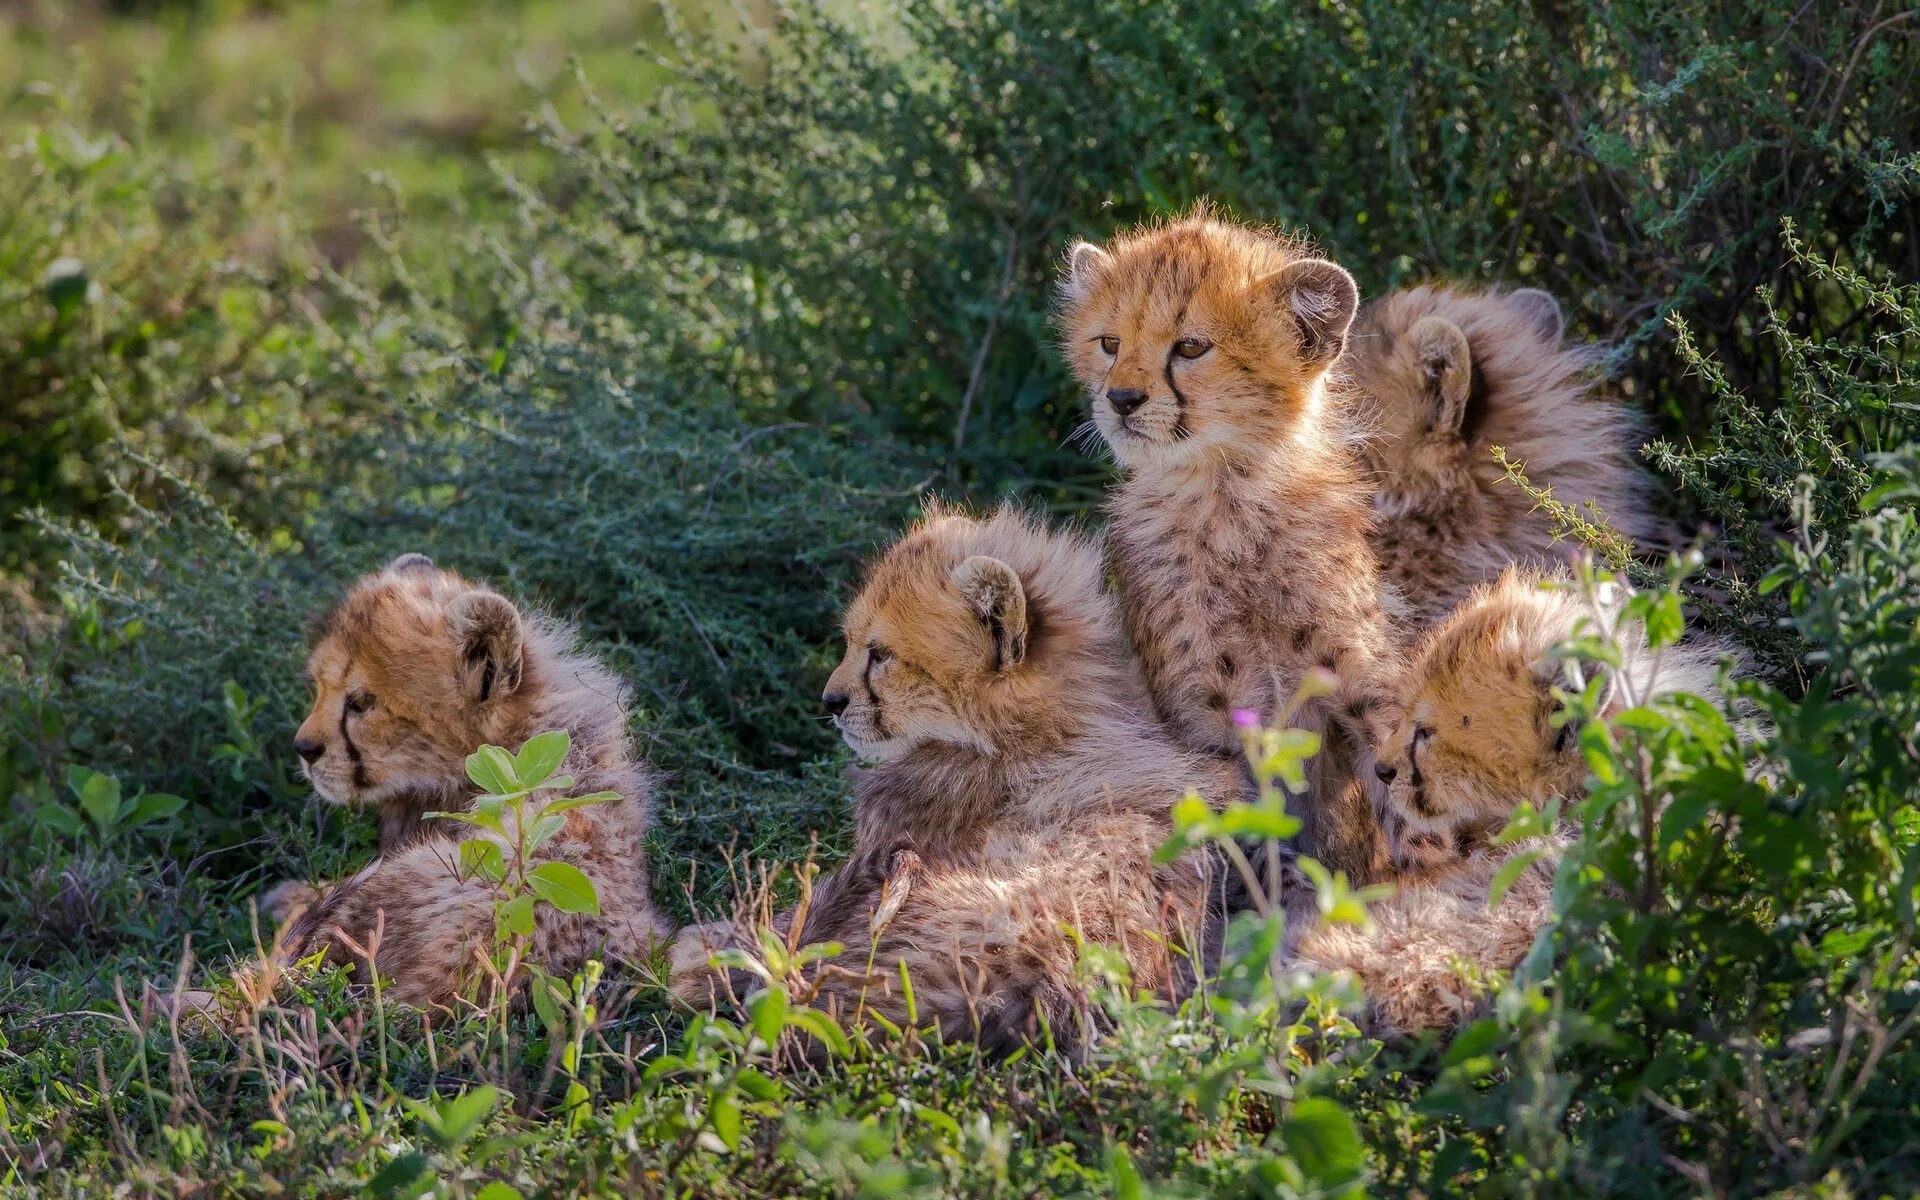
[296,554,538,806]
[1055,209,1360,469]
[1345,285,1566,504]
[1372,572,1602,854]
[822,506,1117,761]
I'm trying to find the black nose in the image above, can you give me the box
[1374,761,1397,784]
[294,735,325,764]
[822,692,850,716]
[1106,387,1147,417]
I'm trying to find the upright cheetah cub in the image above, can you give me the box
[1056,210,1398,880]
[671,507,1268,1054]
[1346,285,1658,628]
[269,554,669,1007]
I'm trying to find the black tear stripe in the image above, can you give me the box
[1165,352,1190,440]
[340,704,370,790]
[863,660,890,739]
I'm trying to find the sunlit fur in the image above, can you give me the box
[671,507,1269,1054]
[1378,569,1726,854]
[1347,284,1659,628]
[1293,845,1560,1034]
[1055,208,1402,882]
[272,556,668,1007]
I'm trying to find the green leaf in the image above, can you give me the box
[465,745,519,796]
[497,894,537,938]
[527,862,601,915]
[366,1150,433,1200]
[460,839,507,883]
[528,966,567,1036]
[1275,1097,1365,1186]
[746,985,788,1047]
[541,790,621,815]
[124,793,187,830]
[32,803,85,837]
[783,1007,852,1058]
[72,768,122,836]
[1108,1144,1145,1200]
[1489,848,1549,908]
[43,256,90,321]
[524,813,567,855]
[415,1085,498,1151]
[1644,592,1685,648]
[734,1067,783,1103]
[474,1184,523,1200]
[1218,803,1302,842]
[709,1091,742,1152]
[513,730,570,788]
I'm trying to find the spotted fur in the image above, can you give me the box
[272,555,668,1007]
[671,507,1275,1054]
[1054,208,1402,881]
[1347,284,1660,628]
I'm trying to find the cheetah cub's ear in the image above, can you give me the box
[1506,287,1565,343]
[387,552,435,574]
[951,555,1029,672]
[1058,240,1113,306]
[449,590,525,704]
[1259,258,1360,367]
[1408,315,1473,436]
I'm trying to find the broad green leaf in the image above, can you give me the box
[474,1184,524,1200]
[747,985,788,1048]
[366,1150,433,1200]
[1275,1096,1365,1186]
[428,809,507,835]
[524,813,567,855]
[75,770,122,835]
[460,839,506,883]
[419,1085,498,1150]
[709,1090,742,1152]
[465,745,519,796]
[1218,803,1302,842]
[33,804,85,837]
[784,1006,852,1057]
[125,793,187,829]
[497,894,537,938]
[527,862,601,915]
[528,966,567,1036]
[513,730,570,787]
[735,1068,783,1103]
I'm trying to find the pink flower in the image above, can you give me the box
[1231,708,1262,730]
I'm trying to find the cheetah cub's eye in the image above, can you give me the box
[347,692,375,715]
[1096,336,1119,356]
[1411,725,1434,754]
[1173,337,1211,360]
[867,645,892,668]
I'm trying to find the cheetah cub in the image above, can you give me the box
[671,507,1269,1054]
[1346,284,1659,629]
[1373,568,1726,861]
[1056,210,1399,881]
[1309,568,1732,1031]
[268,554,669,1007]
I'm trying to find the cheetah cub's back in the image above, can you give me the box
[1346,285,1660,628]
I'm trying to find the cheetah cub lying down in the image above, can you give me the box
[1346,284,1659,629]
[265,554,669,1007]
[1309,569,1732,1032]
[671,507,1267,1054]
